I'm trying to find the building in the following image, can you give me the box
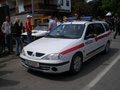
[0,0,71,26]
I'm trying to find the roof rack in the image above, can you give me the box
[66,17,77,21]
[80,16,93,21]
[66,16,93,22]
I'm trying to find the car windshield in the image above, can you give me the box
[46,24,85,39]
[34,25,48,31]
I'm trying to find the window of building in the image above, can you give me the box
[66,0,69,6]
[44,0,49,4]
[61,0,63,6]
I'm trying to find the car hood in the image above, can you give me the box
[24,37,78,54]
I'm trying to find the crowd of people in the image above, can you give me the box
[0,15,61,56]
[0,14,120,56]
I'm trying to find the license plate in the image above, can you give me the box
[26,60,39,67]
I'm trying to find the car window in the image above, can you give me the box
[103,23,110,31]
[85,24,95,36]
[34,25,48,31]
[94,23,105,35]
[46,24,85,39]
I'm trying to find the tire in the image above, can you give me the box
[103,42,110,54]
[69,53,83,74]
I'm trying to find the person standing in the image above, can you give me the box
[114,16,120,39]
[1,16,13,54]
[13,18,23,56]
[62,16,67,23]
[55,17,61,26]
[74,13,79,20]
[26,15,32,44]
[47,16,57,31]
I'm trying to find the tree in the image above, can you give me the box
[72,1,92,16]
[101,0,120,15]
[72,0,120,16]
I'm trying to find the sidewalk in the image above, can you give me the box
[0,45,18,63]
[111,32,120,49]
[0,51,18,63]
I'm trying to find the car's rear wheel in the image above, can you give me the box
[103,42,110,54]
[69,53,82,74]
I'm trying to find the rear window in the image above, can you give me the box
[103,23,110,31]
[94,23,105,35]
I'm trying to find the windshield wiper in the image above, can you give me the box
[56,35,71,39]
[46,34,73,39]
[45,34,57,38]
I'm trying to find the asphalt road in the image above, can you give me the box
[0,33,120,90]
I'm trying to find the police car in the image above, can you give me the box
[20,20,112,74]
[22,23,48,42]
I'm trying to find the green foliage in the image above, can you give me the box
[101,0,120,15]
[72,0,120,16]
[72,2,92,15]
[88,0,104,16]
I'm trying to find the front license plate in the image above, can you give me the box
[26,60,39,67]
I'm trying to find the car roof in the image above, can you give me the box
[63,20,107,25]
[63,21,89,24]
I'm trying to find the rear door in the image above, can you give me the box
[94,23,106,51]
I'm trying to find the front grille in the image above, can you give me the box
[27,51,44,57]
[27,51,33,56]
[36,52,45,57]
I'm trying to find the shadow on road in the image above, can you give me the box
[27,48,119,81]
[0,70,19,87]
[0,63,6,69]
[0,51,15,58]
[0,78,19,87]
[0,71,13,76]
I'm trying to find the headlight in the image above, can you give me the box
[41,53,63,60]
[21,49,26,56]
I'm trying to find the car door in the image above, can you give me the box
[94,23,106,51]
[84,24,98,59]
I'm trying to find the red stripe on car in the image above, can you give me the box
[60,43,84,55]
[96,32,111,41]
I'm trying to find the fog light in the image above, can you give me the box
[52,67,58,71]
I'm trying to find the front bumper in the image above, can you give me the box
[20,57,70,73]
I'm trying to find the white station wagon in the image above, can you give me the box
[20,20,112,74]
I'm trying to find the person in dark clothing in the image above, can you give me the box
[105,16,114,31]
[114,16,120,39]
[13,18,23,56]
[0,29,5,54]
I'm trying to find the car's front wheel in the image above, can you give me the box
[69,53,83,74]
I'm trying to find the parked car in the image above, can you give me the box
[22,23,48,43]
[20,20,112,74]
[0,30,5,55]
